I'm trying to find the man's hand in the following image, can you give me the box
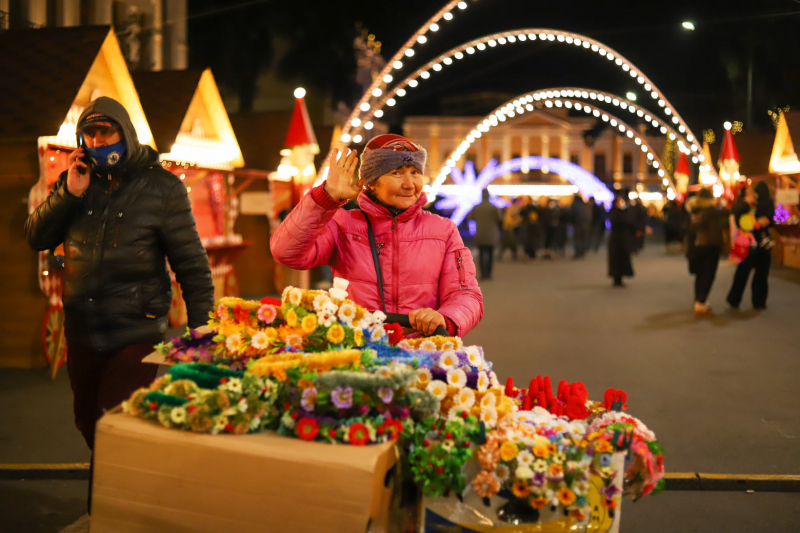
[757,216,771,227]
[324,147,363,201]
[409,308,447,337]
[66,147,90,197]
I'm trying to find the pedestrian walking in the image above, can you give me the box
[608,195,635,287]
[726,183,775,309]
[553,198,569,257]
[270,134,483,337]
[468,189,502,280]
[570,193,592,259]
[685,188,725,314]
[519,195,540,260]
[632,198,648,253]
[591,199,607,252]
[498,200,521,261]
[539,195,554,259]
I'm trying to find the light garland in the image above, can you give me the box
[428,98,672,201]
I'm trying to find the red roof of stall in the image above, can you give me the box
[675,151,691,175]
[719,129,741,163]
[284,96,318,148]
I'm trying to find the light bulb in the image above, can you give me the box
[360,102,370,112]
[341,133,351,143]
[374,110,384,118]
[458,1,467,9]
[351,118,361,127]
[372,88,382,97]
[293,87,306,98]
[393,60,403,69]
[364,121,374,130]
[353,134,362,143]
[417,35,427,44]
[397,88,406,97]
[724,121,732,130]
[405,48,415,57]
[430,23,439,32]
[443,11,453,20]
[383,74,393,83]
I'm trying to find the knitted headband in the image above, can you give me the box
[359,134,427,185]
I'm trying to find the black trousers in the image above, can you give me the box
[574,223,591,258]
[692,245,721,303]
[478,245,495,279]
[727,248,772,308]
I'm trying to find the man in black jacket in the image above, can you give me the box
[25,97,214,451]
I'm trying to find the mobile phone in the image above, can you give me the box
[77,140,91,175]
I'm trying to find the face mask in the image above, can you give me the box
[85,140,127,169]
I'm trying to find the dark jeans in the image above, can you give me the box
[727,248,772,308]
[478,245,495,279]
[66,342,158,450]
[693,245,721,303]
[574,223,591,258]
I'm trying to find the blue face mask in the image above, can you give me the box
[85,140,127,169]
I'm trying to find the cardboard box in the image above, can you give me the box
[91,411,398,533]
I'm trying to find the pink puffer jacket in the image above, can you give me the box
[270,186,483,336]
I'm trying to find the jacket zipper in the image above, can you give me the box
[392,217,398,312]
[456,250,467,290]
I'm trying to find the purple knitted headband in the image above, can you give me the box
[359,147,427,185]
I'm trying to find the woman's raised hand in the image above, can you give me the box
[324,147,363,201]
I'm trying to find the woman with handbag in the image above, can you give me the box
[270,134,483,337]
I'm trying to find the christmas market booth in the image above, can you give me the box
[0,26,156,369]
[89,281,666,533]
[132,67,249,325]
[767,112,800,268]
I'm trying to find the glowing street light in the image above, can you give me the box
[293,87,306,98]
[682,22,695,30]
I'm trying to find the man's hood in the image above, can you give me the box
[76,97,158,168]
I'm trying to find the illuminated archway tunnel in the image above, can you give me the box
[436,156,614,226]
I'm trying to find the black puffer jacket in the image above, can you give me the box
[25,97,214,353]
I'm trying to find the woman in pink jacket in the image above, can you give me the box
[270,134,483,337]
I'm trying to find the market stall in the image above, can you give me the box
[767,112,800,268]
[90,279,666,533]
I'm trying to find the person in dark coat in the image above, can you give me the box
[591,199,607,252]
[726,182,775,309]
[608,195,635,286]
[538,195,554,259]
[631,198,648,253]
[25,97,214,453]
[519,195,540,260]
[468,189,502,279]
[686,188,725,314]
[571,194,592,259]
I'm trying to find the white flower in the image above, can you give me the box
[226,378,243,395]
[225,334,244,354]
[517,450,534,466]
[281,411,296,429]
[419,340,437,351]
[238,397,248,413]
[454,387,475,408]
[212,415,227,434]
[397,340,411,350]
[480,406,498,428]
[250,417,261,431]
[317,311,334,327]
[476,371,490,392]
[489,371,501,388]
[332,277,350,291]
[337,303,357,326]
[446,368,467,388]
[455,337,464,349]
[370,327,384,342]
[441,341,456,351]
[328,288,348,301]
[288,287,304,306]
[372,311,386,325]
[437,350,458,371]
[495,464,511,481]
[416,367,432,386]
[480,392,497,409]
[427,380,448,400]
[464,346,484,369]
[516,466,534,480]
[313,294,331,312]
[170,407,187,424]
[321,300,339,316]
[250,331,270,350]
[441,441,454,452]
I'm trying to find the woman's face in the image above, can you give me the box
[370,165,423,210]
[744,189,757,206]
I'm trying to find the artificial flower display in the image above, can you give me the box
[247,349,367,379]
[398,335,463,351]
[122,363,280,435]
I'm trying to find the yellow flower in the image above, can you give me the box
[264,327,278,340]
[326,324,345,344]
[272,368,287,382]
[499,441,519,462]
[353,328,364,346]
[594,440,613,453]
[286,309,299,328]
[557,487,576,506]
[301,314,317,335]
[532,443,550,459]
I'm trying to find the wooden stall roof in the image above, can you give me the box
[0,26,109,142]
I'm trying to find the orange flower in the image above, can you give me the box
[511,480,530,498]
[472,471,501,498]
[529,496,548,509]
[604,497,619,510]
[532,443,550,459]
[594,440,613,453]
[499,441,519,461]
[297,379,314,390]
[570,509,587,521]
[548,463,564,477]
[271,368,287,382]
[478,443,500,470]
[556,487,576,506]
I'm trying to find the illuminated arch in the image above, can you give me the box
[435,157,614,226]
[341,28,709,179]
[428,96,674,200]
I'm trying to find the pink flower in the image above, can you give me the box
[216,303,228,318]
[257,304,277,324]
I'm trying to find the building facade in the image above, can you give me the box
[404,108,666,192]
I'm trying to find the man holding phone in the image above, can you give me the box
[25,97,214,458]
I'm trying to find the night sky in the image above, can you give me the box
[188,0,800,136]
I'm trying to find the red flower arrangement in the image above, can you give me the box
[260,296,283,307]
[348,422,369,445]
[297,418,319,441]
[233,305,251,322]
